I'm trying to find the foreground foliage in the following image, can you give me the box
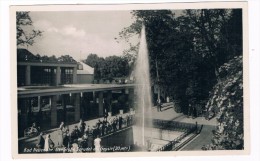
[204,56,243,150]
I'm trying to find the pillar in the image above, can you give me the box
[61,95,67,123]
[25,65,31,86]
[56,66,61,86]
[129,88,134,110]
[93,91,96,103]
[38,96,41,109]
[98,92,104,116]
[50,95,57,127]
[106,91,112,116]
[73,67,77,84]
[20,98,29,129]
[74,93,81,122]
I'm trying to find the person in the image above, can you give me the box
[101,122,105,136]
[78,119,86,137]
[85,125,90,135]
[157,98,162,112]
[126,114,130,126]
[118,115,123,129]
[70,126,80,143]
[96,119,102,129]
[57,122,65,147]
[36,132,45,149]
[59,121,65,131]
[63,133,70,149]
[87,132,94,151]
[94,135,101,153]
[44,134,54,152]
[29,122,40,136]
[166,96,170,103]
[104,109,108,122]
[80,133,88,151]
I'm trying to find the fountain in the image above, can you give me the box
[99,24,197,152]
[133,24,153,150]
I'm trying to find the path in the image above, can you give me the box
[18,103,217,153]
[180,125,216,151]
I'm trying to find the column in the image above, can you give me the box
[128,88,134,111]
[51,68,56,86]
[74,93,81,122]
[50,95,57,127]
[106,91,112,116]
[61,95,67,123]
[20,98,29,129]
[25,65,31,86]
[73,67,77,84]
[56,66,61,86]
[38,96,41,109]
[98,91,104,116]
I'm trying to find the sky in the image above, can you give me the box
[25,11,137,61]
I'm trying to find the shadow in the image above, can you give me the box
[170,114,185,121]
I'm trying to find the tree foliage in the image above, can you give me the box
[118,9,243,116]
[204,56,243,150]
[84,54,130,80]
[17,49,77,63]
[16,12,42,46]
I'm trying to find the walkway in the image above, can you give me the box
[18,103,217,153]
[180,125,216,151]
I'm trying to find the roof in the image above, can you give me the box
[77,61,94,75]
[17,48,37,62]
[17,48,77,64]
[18,84,135,98]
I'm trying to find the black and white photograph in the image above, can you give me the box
[10,2,249,158]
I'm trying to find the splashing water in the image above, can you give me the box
[134,24,153,148]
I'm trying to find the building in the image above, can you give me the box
[17,49,135,137]
[17,48,78,86]
[77,61,94,84]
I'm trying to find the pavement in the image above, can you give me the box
[18,103,217,153]
[180,125,216,151]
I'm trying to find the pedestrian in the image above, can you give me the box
[94,135,101,153]
[44,134,54,152]
[78,119,86,137]
[59,121,65,131]
[85,125,90,135]
[70,126,80,143]
[57,122,65,147]
[119,115,123,129]
[104,109,108,122]
[126,114,130,126]
[36,132,45,149]
[157,98,162,112]
[87,133,94,151]
[63,133,70,149]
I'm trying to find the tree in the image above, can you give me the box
[84,54,130,80]
[16,12,42,47]
[84,53,104,68]
[118,9,242,115]
[204,56,243,150]
[57,55,77,63]
[84,53,105,80]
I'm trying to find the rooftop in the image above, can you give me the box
[18,84,135,98]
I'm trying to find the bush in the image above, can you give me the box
[205,56,243,150]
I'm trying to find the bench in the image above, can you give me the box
[161,102,174,110]
[24,127,39,137]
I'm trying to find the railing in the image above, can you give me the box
[156,125,199,151]
[133,117,198,132]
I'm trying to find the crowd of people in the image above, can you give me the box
[34,114,135,153]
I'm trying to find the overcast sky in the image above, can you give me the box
[26,11,137,61]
